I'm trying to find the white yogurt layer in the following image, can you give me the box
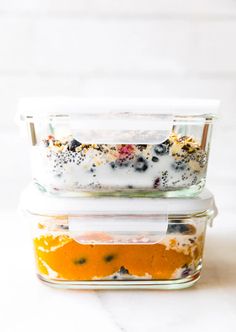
[31,133,207,194]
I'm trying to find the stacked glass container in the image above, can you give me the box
[18,98,219,289]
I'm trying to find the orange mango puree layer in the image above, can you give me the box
[34,234,198,280]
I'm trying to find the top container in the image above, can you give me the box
[17,98,219,197]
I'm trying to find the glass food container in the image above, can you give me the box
[20,186,217,290]
[17,98,219,197]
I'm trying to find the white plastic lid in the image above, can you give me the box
[17,97,219,118]
[16,97,219,144]
[20,185,216,216]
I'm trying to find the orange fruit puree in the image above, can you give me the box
[33,234,200,280]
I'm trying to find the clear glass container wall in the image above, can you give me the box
[29,211,213,290]
[18,98,218,197]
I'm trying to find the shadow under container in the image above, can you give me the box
[17,98,219,197]
[21,186,217,289]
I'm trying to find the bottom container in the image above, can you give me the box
[20,186,217,289]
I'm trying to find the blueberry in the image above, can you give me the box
[119,266,129,274]
[68,139,81,152]
[134,156,148,172]
[154,143,169,155]
[181,267,192,277]
[74,257,87,265]
[152,156,159,162]
[171,160,186,171]
[104,254,115,262]
[167,223,191,234]
[153,177,160,188]
[110,162,117,169]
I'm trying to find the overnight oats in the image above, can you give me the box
[17,98,219,197]
[35,132,208,196]
[21,186,217,289]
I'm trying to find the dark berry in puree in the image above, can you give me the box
[134,156,148,172]
[68,139,82,152]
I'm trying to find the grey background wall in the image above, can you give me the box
[0,0,235,210]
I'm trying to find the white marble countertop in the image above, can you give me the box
[0,182,236,332]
